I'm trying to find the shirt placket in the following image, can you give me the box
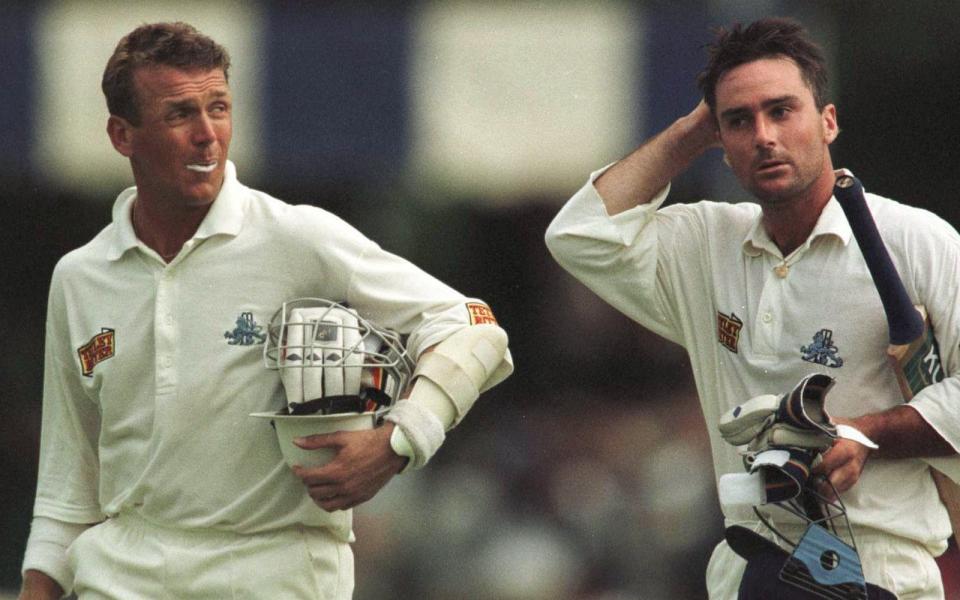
[155,267,178,394]
[753,256,792,358]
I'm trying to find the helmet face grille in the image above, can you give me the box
[263,298,414,414]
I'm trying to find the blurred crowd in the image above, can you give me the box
[353,385,722,600]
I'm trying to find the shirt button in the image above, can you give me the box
[762,313,773,323]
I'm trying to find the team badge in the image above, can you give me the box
[801,329,844,368]
[224,312,266,345]
[78,328,116,377]
[717,311,743,353]
[466,302,498,325]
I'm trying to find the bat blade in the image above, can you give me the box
[886,306,944,401]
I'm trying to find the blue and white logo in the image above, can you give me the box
[224,312,266,346]
[800,329,843,368]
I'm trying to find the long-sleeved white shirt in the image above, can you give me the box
[546,167,960,552]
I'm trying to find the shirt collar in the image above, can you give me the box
[107,160,246,261]
[741,190,853,259]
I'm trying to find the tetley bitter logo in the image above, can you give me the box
[801,328,844,368]
[224,312,266,345]
[78,328,116,377]
[717,311,743,353]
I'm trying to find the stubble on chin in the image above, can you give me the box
[182,172,225,207]
[749,172,819,207]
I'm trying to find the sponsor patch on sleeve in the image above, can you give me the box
[78,328,116,376]
[466,302,498,325]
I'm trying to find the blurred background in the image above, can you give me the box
[3,1,960,598]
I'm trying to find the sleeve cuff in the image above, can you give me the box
[908,400,960,454]
[21,516,91,594]
[572,163,672,245]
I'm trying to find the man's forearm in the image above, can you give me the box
[595,100,718,216]
[18,569,64,600]
[851,405,955,460]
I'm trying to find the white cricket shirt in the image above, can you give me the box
[34,161,500,541]
[546,167,960,551]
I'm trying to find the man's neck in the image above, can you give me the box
[132,195,214,262]
[760,169,835,257]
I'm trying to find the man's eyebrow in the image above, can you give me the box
[162,99,197,111]
[719,95,801,120]
[162,90,230,109]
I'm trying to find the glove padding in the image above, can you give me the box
[745,447,822,504]
[279,306,364,409]
[719,373,838,450]
[748,422,835,453]
[719,393,781,446]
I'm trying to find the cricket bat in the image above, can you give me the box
[833,170,960,544]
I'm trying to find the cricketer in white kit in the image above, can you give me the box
[19,21,512,600]
[546,17,959,599]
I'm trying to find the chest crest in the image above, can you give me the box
[800,328,844,368]
[224,312,267,346]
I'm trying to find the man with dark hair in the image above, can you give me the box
[698,19,829,113]
[19,21,512,599]
[547,17,959,597]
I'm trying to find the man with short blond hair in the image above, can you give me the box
[20,22,511,599]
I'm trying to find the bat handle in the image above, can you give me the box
[833,173,924,345]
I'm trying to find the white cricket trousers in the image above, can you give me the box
[705,523,945,599]
[67,513,354,599]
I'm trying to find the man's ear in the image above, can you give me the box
[822,103,839,144]
[107,115,135,157]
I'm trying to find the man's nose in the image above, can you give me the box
[753,117,775,148]
[192,113,216,145]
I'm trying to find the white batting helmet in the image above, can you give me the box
[253,298,415,468]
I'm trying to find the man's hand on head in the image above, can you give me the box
[594,99,720,216]
[683,99,722,154]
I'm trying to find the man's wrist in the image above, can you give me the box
[20,569,65,600]
[671,117,717,162]
[388,423,415,472]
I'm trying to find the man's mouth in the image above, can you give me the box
[186,161,218,173]
[756,159,788,173]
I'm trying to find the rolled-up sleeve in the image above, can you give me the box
[544,167,682,345]
[900,212,960,477]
